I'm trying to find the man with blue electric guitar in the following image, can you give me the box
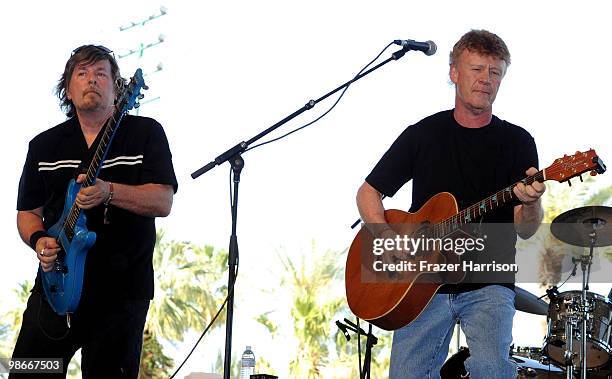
[11,45,177,378]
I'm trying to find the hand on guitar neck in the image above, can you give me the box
[74,174,113,210]
[513,167,546,205]
[513,167,546,239]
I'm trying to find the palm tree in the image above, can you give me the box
[256,242,392,378]
[139,231,229,378]
[281,243,344,377]
[1,233,228,379]
[0,281,32,358]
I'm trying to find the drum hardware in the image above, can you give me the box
[549,206,612,379]
[563,312,577,379]
[544,291,611,371]
[441,346,565,378]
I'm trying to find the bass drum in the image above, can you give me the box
[440,347,564,379]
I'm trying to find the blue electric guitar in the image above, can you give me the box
[41,69,147,317]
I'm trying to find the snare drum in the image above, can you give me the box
[543,290,612,369]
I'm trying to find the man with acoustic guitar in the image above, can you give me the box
[356,30,545,378]
[12,45,177,378]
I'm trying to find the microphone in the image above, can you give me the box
[335,320,351,341]
[393,39,437,56]
[546,286,559,301]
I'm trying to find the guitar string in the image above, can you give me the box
[61,107,122,239]
[62,118,114,233]
[433,170,544,238]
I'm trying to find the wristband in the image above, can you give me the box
[29,230,49,251]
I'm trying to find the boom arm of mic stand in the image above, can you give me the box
[190,46,412,179]
[190,45,412,379]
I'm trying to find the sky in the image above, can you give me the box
[1,1,612,377]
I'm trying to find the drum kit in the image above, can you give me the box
[442,206,612,379]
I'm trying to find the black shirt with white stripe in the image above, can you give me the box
[17,114,178,301]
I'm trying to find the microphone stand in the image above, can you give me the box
[191,45,416,379]
[336,318,378,379]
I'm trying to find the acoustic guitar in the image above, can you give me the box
[345,149,606,331]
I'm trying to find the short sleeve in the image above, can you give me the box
[141,121,178,193]
[17,141,45,211]
[365,125,416,197]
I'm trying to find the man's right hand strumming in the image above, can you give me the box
[34,236,61,272]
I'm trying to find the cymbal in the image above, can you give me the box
[551,206,612,247]
[515,286,548,315]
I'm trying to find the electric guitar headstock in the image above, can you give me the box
[116,68,148,114]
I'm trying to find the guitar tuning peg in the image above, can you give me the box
[567,179,572,187]
[134,102,140,109]
[142,85,149,90]
[138,94,145,99]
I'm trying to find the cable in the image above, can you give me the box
[245,42,395,153]
[538,262,578,300]
[357,317,362,379]
[169,263,239,379]
[229,165,233,207]
[173,42,397,377]
[170,167,240,378]
[36,293,70,341]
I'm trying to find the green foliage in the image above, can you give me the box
[280,245,344,377]
[2,232,229,378]
[0,280,33,357]
[138,329,174,379]
[147,231,228,341]
[256,312,278,337]
[256,242,392,378]
[140,230,229,378]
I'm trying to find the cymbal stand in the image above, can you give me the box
[572,220,602,379]
[563,312,577,379]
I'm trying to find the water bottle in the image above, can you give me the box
[239,345,255,379]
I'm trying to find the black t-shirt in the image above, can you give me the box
[365,109,538,292]
[17,115,178,302]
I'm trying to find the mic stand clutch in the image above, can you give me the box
[191,44,419,379]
